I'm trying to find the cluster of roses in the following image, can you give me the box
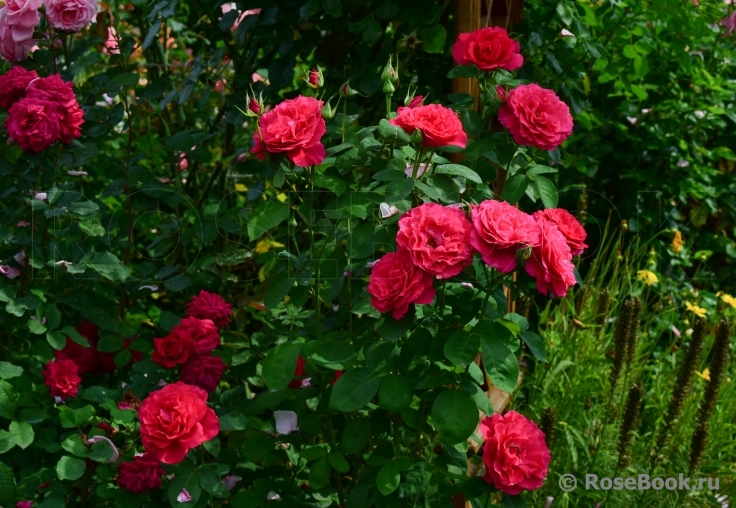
[0,66,84,152]
[0,0,97,62]
[367,201,586,319]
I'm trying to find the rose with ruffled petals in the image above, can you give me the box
[0,8,36,63]
[452,27,523,71]
[45,0,97,32]
[186,290,233,328]
[5,98,61,152]
[43,359,81,400]
[389,104,467,148]
[533,208,587,255]
[0,66,37,109]
[118,454,165,494]
[180,355,226,392]
[498,84,573,151]
[480,411,551,495]
[251,95,326,167]
[26,74,84,143]
[396,203,474,279]
[171,317,221,355]
[524,220,576,298]
[151,329,194,368]
[5,0,42,42]
[138,382,220,464]
[470,200,540,273]
[367,250,436,319]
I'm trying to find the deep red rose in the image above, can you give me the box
[367,250,436,319]
[5,98,61,152]
[186,290,232,328]
[43,359,81,400]
[498,84,573,151]
[25,74,84,143]
[524,220,576,298]
[151,329,194,368]
[0,66,37,109]
[55,340,97,376]
[469,200,539,273]
[390,104,467,148]
[250,95,326,167]
[533,208,587,256]
[138,382,220,464]
[180,355,226,392]
[330,370,343,385]
[288,356,307,389]
[171,317,221,355]
[396,203,475,279]
[480,411,550,495]
[452,27,523,71]
[117,454,166,494]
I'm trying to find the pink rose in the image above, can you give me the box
[498,84,573,151]
[0,66,37,109]
[251,95,326,167]
[480,411,550,495]
[4,0,41,42]
[0,9,37,62]
[524,220,576,298]
[469,200,539,273]
[396,203,475,279]
[26,74,84,143]
[45,0,97,32]
[406,95,424,108]
[5,98,61,152]
[103,26,120,55]
[367,250,436,319]
[389,104,467,148]
[452,27,523,71]
[532,208,587,255]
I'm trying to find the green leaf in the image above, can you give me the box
[444,331,480,366]
[0,380,15,419]
[0,361,23,380]
[480,336,519,394]
[376,462,400,495]
[309,455,332,490]
[309,340,356,369]
[520,331,547,363]
[377,119,411,146]
[165,131,196,152]
[19,407,46,424]
[96,335,123,353]
[343,418,371,453]
[534,175,558,209]
[263,272,293,309]
[78,221,105,237]
[247,199,290,242]
[464,137,495,161]
[61,435,87,457]
[330,367,381,412]
[9,421,33,449]
[28,317,47,335]
[0,462,16,507]
[526,164,557,176]
[556,0,575,25]
[378,375,415,412]
[446,65,479,79]
[502,174,529,205]
[431,389,478,444]
[461,110,483,139]
[377,307,414,341]
[419,24,446,54]
[47,331,67,350]
[167,468,201,508]
[45,302,61,330]
[503,492,528,508]
[0,430,14,453]
[434,164,483,184]
[198,466,231,499]
[328,452,350,473]
[219,411,248,431]
[322,0,342,16]
[61,326,89,347]
[89,441,115,462]
[262,343,302,391]
[56,456,86,481]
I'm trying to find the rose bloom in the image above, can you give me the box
[251,96,326,167]
[367,250,436,319]
[5,98,61,152]
[480,411,551,495]
[0,9,36,63]
[171,317,220,355]
[469,200,539,273]
[396,203,475,279]
[43,359,81,400]
[524,220,576,298]
[452,27,523,71]
[138,382,219,464]
[180,355,226,392]
[186,290,232,328]
[151,329,194,368]
[45,0,97,32]
[533,208,587,255]
[498,84,573,151]
[0,66,37,109]
[4,0,42,42]
[26,74,84,143]
[118,454,166,494]
[389,104,467,148]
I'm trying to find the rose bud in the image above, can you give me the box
[406,95,424,109]
[496,85,507,103]
[322,102,335,120]
[383,80,395,95]
[306,67,324,89]
[246,94,262,116]
[410,128,424,146]
[340,80,358,97]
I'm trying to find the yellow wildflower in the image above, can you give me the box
[637,270,658,286]
[255,238,286,254]
[276,193,287,203]
[685,301,707,318]
[671,230,683,253]
[235,183,248,192]
[696,368,710,382]
[717,291,736,309]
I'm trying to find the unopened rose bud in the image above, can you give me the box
[381,58,393,82]
[516,244,532,261]
[410,128,424,146]
[390,58,399,84]
[247,95,261,116]
[406,95,423,108]
[322,102,335,120]
[383,80,395,95]
[340,80,357,97]
[496,86,507,103]
[306,67,324,89]
[236,153,247,163]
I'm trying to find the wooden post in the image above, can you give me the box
[452,0,482,110]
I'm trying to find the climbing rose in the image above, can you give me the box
[532,208,587,256]
[367,250,436,319]
[186,290,232,328]
[43,359,81,400]
[5,98,61,152]
[170,317,221,355]
[0,66,37,109]
[390,103,467,148]
[452,26,523,71]
[524,220,576,298]
[26,74,84,143]
[45,0,97,32]
[118,454,166,494]
[180,355,226,392]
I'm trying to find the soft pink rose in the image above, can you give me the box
[470,200,539,273]
[45,0,97,32]
[4,0,42,42]
[367,250,436,319]
[524,220,576,298]
[452,27,523,71]
[396,203,475,279]
[389,103,467,148]
[5,98,61,152]
[498,84,573,151]
[104,26,120,55]
[532,208,587,255]
[0,8,37,62]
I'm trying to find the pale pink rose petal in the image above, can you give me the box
[176,488,192,502]
[274,410,299,435]
[87,435,120,463]
[560,28,575,37]
[14,250,25,266]
[15,221,30,227]
[222,475,242,490]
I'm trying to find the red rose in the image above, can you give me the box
[180,355,226,392]
[524,220,576,298]
[43,359,81,400]
[138,382,220,464]
[389,104,467,148]
[452,27,523,71]
[396,203,475,279]
[151,329,194,368]
[0,66,37,109]
[186,290,232,328]
[533,208,587,256]
[5,98,61,152]
[171,317,221,355]
[330,370,343,385]
[25,74,84,143]
[367,250,436,319]
[498,84,573,151]
[469,200,539,273]
[288,356,307,389]
[117,454,166,493]
[406,95,423,108]
[480,411,550,495]
[250,95,326,167]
